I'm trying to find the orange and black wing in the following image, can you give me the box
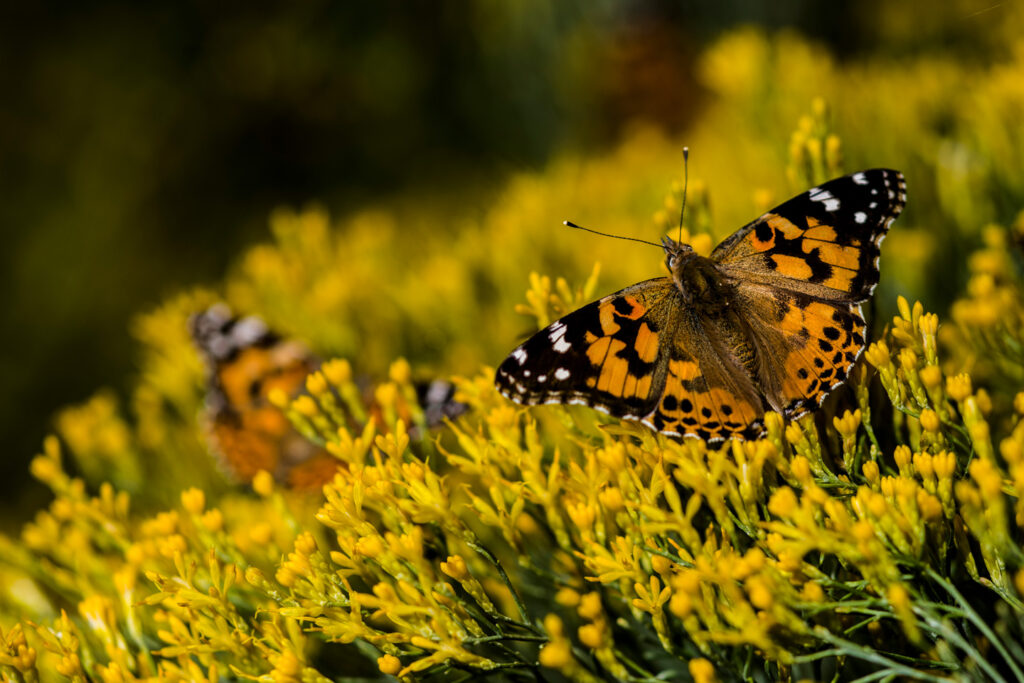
[713,170,905,416]
[712,169,905,303]
[639,308,766,442]
[496,279,676,421]
[495,279,767,443]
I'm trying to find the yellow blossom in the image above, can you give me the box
[689,658,718,683]
[200,508,223,532]
[249,523,273,545]
[252,470,275,497]
[555,588,581,607]
[919,409,940,433]
[578,622,606,649]
[378,654,402,675]
[946,374,972,402]
[577,592,603,621]
[440,555,468,581]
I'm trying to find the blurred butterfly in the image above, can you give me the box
[190,305,466,489]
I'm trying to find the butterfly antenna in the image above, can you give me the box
[563,221,662,249]
[677,147,689,244]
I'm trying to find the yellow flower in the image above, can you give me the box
[864,340,892,368]
[578,622,606,649]
[180,488,205,515]
[689,658,718,683]
[668,591,693,618]
[919,409,940,434]
[252,470,275,497]
[598,486,625,512]
[745,576,774,609]
[555,587,581,607]
[377,654,402,675]
[539,639,572,668]
[919,365,942,391]
[833,409,862,438]
[248,523,273,545]
[888,584,921,643]
[440,555,468,581]
[946,374,972,402]
[577,592,603,621]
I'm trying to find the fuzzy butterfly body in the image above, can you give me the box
[495,169,906,442]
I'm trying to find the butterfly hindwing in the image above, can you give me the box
[641,326,765,442]
[712,169,905,302]
[736,283,868,417]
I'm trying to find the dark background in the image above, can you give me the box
[0,0,1001,518]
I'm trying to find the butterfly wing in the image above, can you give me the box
[496,278,767,442]
[639,307,766,442]
[712,169,905,416]
[712,169,905,302]
[496,278,677,419]
[733,282,869,418]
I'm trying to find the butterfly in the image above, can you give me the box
[189,304,341,490]
[190,305,468,488]
[495,169,906,443]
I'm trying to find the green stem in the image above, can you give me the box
[464,634,548,645]
[809,628,948,681]
[466,538,531,625]
[925,568,1023,681]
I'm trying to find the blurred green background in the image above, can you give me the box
[2,0,1021,522]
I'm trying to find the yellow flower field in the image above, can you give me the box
[4,20,1024,683]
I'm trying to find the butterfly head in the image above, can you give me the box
[661,235,695,274]
[661,234,732,308]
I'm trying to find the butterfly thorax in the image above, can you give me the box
[663,238,734,315]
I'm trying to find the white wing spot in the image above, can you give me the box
[512,348,527,365]
[549,323,571,353]
[537,375,547,383]
[809,188,840,212]
[554,367,570,381]
[852,172,868,185]
[854,211,867,224]
[869,202,877,209]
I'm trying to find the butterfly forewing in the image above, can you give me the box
[496,279,677,418]
[712,169,905,302]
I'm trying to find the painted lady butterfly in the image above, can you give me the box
[190,305,467,488]
[190,304,340,489]
[496,169,906,443]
